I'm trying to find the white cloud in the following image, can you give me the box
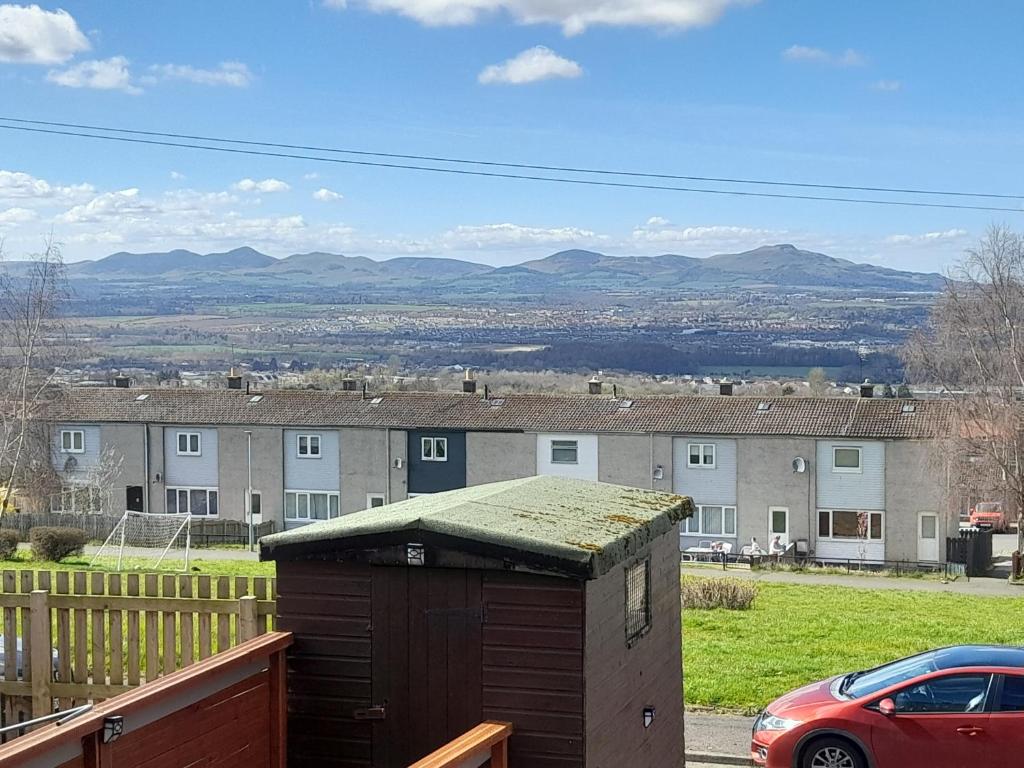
[335,0,754,35]
[645,216,671,227]
[870,79,902,92]
[885,229,969,245]
[303,172,320,181]
[149,61,254,88]
[56,188,153,224]
[0,207,36,225]
[170,171,186,181]
[47,56,142,94]
[479,46,582,85]
[233,178,291,193]
[0,4,89,64]
[782,45,865,67]
[437,222,606,250]
[0,170,95,204]
[312,188,344,202]
[632,219,789,254]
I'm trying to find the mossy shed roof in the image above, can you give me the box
[260,476,694,578]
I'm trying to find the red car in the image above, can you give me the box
[752,645,1024,768]
[969,502,1010,532]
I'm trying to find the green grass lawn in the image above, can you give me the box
[1,551,276,577]
[683,580,1024,714]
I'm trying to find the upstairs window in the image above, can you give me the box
[177,432,201,456]
[60,429,85,454]
[421,437,448,462]
[625,559,651,646]
[550,439,579,465]
[688,443,716,469]
[297,434,322,458]
[833,446,862,473]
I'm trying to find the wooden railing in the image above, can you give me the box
[0,569,277,726]
[0,631,292,767]
[409,721,513,768]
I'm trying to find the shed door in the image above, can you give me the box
[371,567,483,768]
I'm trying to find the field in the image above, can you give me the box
[683,579,1024,714]
[2,551,275,577]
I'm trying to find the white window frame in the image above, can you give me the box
[296,434,322,459]
[176,432,202,456]
[817,509,883,541]
[832,446,862,474]
[420,437,448,462]
[60,429,85,454]
[285,490,341,521]
[51,484,106,514]
[165,486,219,517]
[683,504,737,537]
[687,443,717,469]
[367,493,386,509]
[550,439,579,465]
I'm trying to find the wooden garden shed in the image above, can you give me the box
[260,475,693,768]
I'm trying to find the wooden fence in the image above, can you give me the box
[0,513,276,546]
[0,569,277,732]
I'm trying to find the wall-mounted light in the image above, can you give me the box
[154,472,162,483]
[643,707,655,728]
[407,543,425,566]
[103,715,124,743]
[393,457,404,470]
[652,465,664,481]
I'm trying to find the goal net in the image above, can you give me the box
[91,512,192,571]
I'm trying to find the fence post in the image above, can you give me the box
[238,595,258,642]
[29,590,52,719]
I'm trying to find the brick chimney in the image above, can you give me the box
[227,368,243,390]
[588,376,603,396]
[859,379,874,398]
[463,369,478,394]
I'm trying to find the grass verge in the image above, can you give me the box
[0,551,275,577]
[683,580,1024,714]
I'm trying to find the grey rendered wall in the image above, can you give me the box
[52,424,101,477]
[735,437,816,549]
[149,427,166,513]
[466,432,535,486]
[599,434,653,488]
[283,429,340,492]
[672,437,737,505]
[885,441,946,562]
[163,427,219,487]
[98,424,147,503]
[340,427,390,513]
[218,427,284,524]
[816,440,885,510]
[389,429,408,502]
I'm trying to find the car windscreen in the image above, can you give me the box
[845,652,939,699]
[976,503,1002,512]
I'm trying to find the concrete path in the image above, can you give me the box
[682,563,1024,597]
[686,712,754,759]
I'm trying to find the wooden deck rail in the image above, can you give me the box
[409,721,513,768]
[0,631,292,767]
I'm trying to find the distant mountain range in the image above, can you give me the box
[50,243,946,294]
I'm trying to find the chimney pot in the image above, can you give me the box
[588,376,603,396]
[860,379,874,398]
[463,368,478,394]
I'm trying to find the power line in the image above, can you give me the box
[1,115,1020,201]
[1,122,1022,213]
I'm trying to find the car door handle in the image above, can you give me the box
[956,726,984,736]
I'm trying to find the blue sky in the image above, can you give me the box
[0,0,1021,270]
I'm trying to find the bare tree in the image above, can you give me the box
[0,240,70,516]
[905,225,1024,553]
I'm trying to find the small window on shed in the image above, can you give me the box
[625,559,651,646]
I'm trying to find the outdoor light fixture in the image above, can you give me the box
[643,707,655,728]
[407,543,425,566]
[102,715,124,744]
[652,465,664,481]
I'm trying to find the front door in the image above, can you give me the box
[768,507,789,547]
[126,485,144,513]
[370,567,484,768]
[918,513,939,562]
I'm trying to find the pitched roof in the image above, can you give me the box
[45,387,954,439]
[260,476,693,578]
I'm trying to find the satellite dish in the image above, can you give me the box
[63,456,79,473]
[792,457,806,474]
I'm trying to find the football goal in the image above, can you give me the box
[91,512,192,571]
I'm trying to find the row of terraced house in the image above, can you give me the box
[43,377,958,564]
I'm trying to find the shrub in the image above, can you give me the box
[30,527,87,562]
[681,576,757,610]
[0,530,17,560]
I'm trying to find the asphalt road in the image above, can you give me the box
[686,712,754,758]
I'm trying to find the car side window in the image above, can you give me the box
[998,675,1024,712]
[892,674,991,714]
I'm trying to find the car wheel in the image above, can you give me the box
[801,736,866,768]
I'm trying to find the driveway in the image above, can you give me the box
[686,711,754,758]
